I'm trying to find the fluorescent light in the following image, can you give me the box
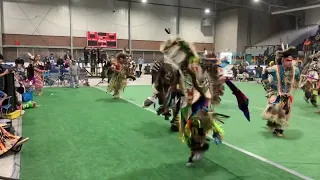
[141,0,147,3]
[205,8,210,14]
[253,0,260,2]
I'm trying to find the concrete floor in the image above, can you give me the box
[0,117,22,180]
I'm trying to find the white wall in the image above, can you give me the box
[130,2,177,41]
[180,8,213,43]
[3,0,70,36]
[71,0,128,38]
[305,7,320,25]
[237,8,249,53]
[3,0,214,43]
[215,8,238,53]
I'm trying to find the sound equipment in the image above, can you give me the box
[3,73,17,113]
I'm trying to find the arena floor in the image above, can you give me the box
[19,81,319,180]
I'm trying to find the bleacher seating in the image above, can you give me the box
[255,25,318,47]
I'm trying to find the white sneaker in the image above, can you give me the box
[192,152,204,161]
[185,162,193,167]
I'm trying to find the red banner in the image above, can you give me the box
[87,31,117,48]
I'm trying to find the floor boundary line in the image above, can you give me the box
[93,86,313,180]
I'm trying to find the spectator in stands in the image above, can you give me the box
[64,51,72,60]
[137,56,144,74]
[56,56,64,67]
[256,65,263,79]
[203,48,208,56]
[15,57,24,67]
[0,87,7,107]
[97,47,103,64]
[43,56,49,63]
[45,59,51,71]
[83,47,89,66]
[26,58,35,86]
[238,64,244,74]
[64,59,70,69]
[231,65,237,80]
[303,38,312,54]
[49,53,54,64]
[90,48,97,73]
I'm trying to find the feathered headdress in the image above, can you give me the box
[275,43,296,64]
[276,43,296,58]
[27,52,34,60]
[310,51,320,61]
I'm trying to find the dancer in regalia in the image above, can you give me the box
[262,45,300,137]
[143,58,182,132]
[107,51,135,99]
[32,54,45,96]
[159,38,250,166]
[300,52,320,107]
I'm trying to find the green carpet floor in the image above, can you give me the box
[20,84,318,180]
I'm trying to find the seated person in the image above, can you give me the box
[56,57,64,67]
[0,90,7,106]
[64,59,70,69]
[45,60,51,71]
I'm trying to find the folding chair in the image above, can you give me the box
[62,73,70,87]
[1,96,12,117]
[237,74,244,82]
[49,72,61,87]
[79,69,88,85]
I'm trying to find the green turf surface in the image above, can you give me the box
[20,85,316,180]
[120,83,319,179]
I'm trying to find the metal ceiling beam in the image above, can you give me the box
[205,0,286,12]
[271,4,320,14]
[205,0,264,11]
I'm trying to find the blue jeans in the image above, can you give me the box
[70,75,79,87]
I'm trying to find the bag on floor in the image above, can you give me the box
[22,90,33,102]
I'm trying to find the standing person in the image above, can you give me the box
[90,48,97,73]
[137,56,144,75]
[256,65,263,81]
[97,47,103,64]
[49,53,55,66]
[203,48,208,56]
[128,55,136,77]
[27,58,35,86]
[83,47,89,66]
[231,65,237,80]
[33,54,45,96]
[64,51,72,60]
[262,47,299,137]
[69,60,80,88]
[56,56,64,67]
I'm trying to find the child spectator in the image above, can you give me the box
[69,60,80,88]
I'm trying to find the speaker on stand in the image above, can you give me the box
[3,73,17,113]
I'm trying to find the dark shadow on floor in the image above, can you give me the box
[95,98,129,104]
[107,159,245,180]
[133,121,173,139]
[283,129,303,140]
[259,128,303,140]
